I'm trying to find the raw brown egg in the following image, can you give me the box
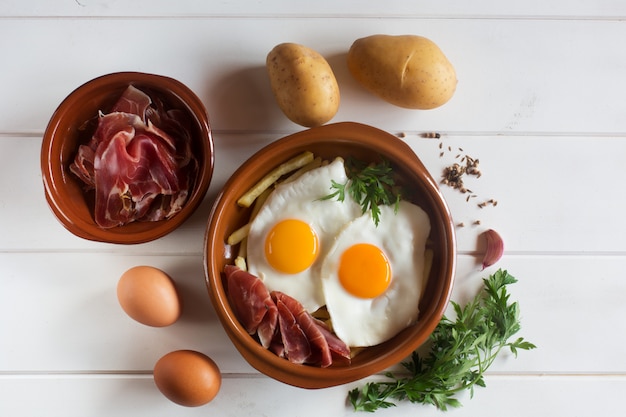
[154,350,222,406]
[116,266,181,327]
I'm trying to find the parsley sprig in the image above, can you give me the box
[321,158,401,226]
[349,269,536,412]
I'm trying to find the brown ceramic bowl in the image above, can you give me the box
[204,122,456,389]
[41,72,214,244]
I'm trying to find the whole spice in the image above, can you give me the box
[441,163,465,190]
[441,156,482,193]
[349,269,535,412]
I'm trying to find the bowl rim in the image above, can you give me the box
[204,121,456,389]
[41,71,214,244]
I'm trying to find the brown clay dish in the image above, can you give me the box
[41,72,214,244]
[204,122,456,389]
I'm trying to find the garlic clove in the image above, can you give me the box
[481,229,504,270]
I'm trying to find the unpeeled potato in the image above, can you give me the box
[347,34,457,109]
[266,43,340,127]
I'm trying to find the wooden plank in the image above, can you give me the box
[0,19,625,134]
[2,0,626,18]
[2,254,625,374]
[3,134,625,253]
[0,373,624,417]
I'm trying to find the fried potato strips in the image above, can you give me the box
[237,151,315,208]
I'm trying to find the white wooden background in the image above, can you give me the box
[2,1,626,416]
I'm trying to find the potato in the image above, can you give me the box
[266,43,340,127]
[347,34,457,109]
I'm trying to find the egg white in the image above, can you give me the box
[320,201,431,347]
[246,158,361,312]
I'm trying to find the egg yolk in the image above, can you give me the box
[265,219,319,274]
[338,243,391,298]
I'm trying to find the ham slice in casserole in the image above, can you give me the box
[70,85,197,228]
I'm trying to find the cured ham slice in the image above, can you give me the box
[272,291,332,367]
[69,85,197,228]
[257,298,279,349]
[111,84,152,115]
[312,317,352,363]
[224,265,351,367]
[275,299,311,364]
[224,265,277,349]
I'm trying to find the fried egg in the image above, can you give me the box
[246,158,361,312]
[319,201,431,347]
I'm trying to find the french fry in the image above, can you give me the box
[235,236,249,270]
[250,187,272,218]
[237,151,315,207]
[227,223,250,246]
[237,237,248,258]
[281,156,323,184]
[350,346,365,359]
[228,188,272,245]
[234,255,247,271]
[228,188,273,268]
[311,306,331,321]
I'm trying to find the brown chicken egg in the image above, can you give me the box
[153,350,222,407]
[116,265,181,327]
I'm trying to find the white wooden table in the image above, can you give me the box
[2,2,626,416]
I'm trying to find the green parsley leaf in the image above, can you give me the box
[348,269,536,412]
[320,158,401,226]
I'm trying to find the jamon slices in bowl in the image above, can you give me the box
[69,85,198,229]
[225,265,350,368]
[41,72,214,244]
